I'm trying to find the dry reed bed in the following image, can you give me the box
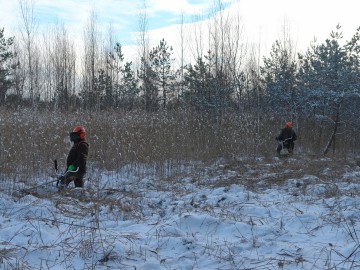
[0,108,358,187]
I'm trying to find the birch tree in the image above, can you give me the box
[18,0,39,107]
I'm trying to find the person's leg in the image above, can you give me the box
[59,172,77,189]
[276,143,282,154]
[74,178,84,188]
[288,142,294,154]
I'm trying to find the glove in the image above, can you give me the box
[68,164,75,171]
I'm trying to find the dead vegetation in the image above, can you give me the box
[1,110,360,269]
[1,108,359,197]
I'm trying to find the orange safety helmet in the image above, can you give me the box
[284,122,293,129]
[73,125,86,140]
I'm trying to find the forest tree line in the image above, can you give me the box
[1,1,360,155]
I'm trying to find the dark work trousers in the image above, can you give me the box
[60,171,84,188]
[277,141,294,154]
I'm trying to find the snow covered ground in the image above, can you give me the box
[1,155,360,269]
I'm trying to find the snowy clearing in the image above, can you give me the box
[1,155,360,269]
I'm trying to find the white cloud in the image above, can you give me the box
[0,1,19,33]
[1,0,359,62]
[148,0,209,15]
[236,0,360,53]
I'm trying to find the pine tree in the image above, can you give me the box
[138,39,174,112]
[148,39,174,109]
[298,25,360,154]
[183,51,234,117]
[183,55,214,112]
[100,43,139,110]
[120,62,139,110]
[0,28,17,105]
[260,39,298,118]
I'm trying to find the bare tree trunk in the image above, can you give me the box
[189,13,205,61]
[209,0,246,120]
[56,24,76,110]
[179,12,185,100]
[323,103,341,155]
[18,0,38,108]
[11,40,25,103]
[137,0,151,111]
[83,12,100,111]
[104,23,115,109]
[41,23,77,111]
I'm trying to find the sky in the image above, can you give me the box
[0,0,235,45]
[1,155,360,269]
[0,0,360,59]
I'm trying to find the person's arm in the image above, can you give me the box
[292,130,297,141]
[277,130,284,141]
[75,142,89,172]
[66,146,76,168]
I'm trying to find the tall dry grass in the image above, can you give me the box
[0,108,358,186]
